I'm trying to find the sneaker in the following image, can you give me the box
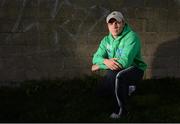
[128,85,136,96]
[109,113,120,119]
[110,110,129,119]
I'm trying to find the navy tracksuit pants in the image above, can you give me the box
[99,66,144,115]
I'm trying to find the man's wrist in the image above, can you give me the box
[103,58,108,64]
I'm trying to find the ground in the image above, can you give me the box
[0,75,180,122]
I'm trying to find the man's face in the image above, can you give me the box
[107,18,125,38]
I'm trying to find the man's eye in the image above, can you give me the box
[108,21,114,24]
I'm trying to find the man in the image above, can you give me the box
[91,11,147,119]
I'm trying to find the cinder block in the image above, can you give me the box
[143,55,154,68]
[167,68,179,78]
[167,20,180,32]
[154,37,180,58]
[38,0,55,19]
[157,32,180,45]
[7,33,25,46]
[62,19,83,35]
[0,0,22,8]
[178,57,180,68]
[146,19,168,32]
[178,9,180,21]
[71,8,87,20]
[128,18,145,32]
[39,32,55,49]
[38,9,52,18]
[0,56,27,81]
[151,68,169,78]
[1,46,28,57]
[145,8,168,32]
[87,32,107,45]
[87,44,102,57]
[22,19,39,33]
[55,28,75,45]
[0,33,9,45]
[145,0,168,8]
[55,4,75,20]
[55,44,76,57]
[139,32,158,44]
[23,32,39,46]
[0,7,22,19]
[38,19,57,33]
[75,44,96,61]
[0,58,3,69]
[145,8,159,20]
[143,68,152,79]
[0,20,22,33]
[22,8,38,18]
[122,0,145,7]
[63,57,80,69]
[125,7,147,19]
[23,54,64,80]
[158,8,168,20]
[152,56,178,69]
[68,0,97,8]
[168,0,180,9]
[24,0,39,8]
[144,44,158,56]
[84,20,107,34]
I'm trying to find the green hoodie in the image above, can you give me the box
[92,24,147,71]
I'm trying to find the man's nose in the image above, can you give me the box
[112,23,117,27]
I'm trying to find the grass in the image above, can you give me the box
[0,75,180,122]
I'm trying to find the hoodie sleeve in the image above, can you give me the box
[92,37,108,69]
[117,32,140,68]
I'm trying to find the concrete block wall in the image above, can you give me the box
[0,0,180,81]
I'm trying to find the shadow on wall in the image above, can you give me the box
[151,37,180,78]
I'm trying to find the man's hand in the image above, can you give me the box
[91,64,100,72]
[104,58,122,70]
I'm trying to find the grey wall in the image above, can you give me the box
[0,0,180,81]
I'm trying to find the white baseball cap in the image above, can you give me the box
[106,11,124,23]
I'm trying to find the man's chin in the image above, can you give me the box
[112,32,120,36]
[112,34,119,38]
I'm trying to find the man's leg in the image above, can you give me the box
[97,70,118,97]
[114,66,144,117]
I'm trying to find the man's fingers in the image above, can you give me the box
[111,64,120,70]
[110,58,120,65]
[114,61,120,67]
[104,58,121,70]
[91,65,99,71]
[110,60,120,67]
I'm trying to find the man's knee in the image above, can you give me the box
[116,70,128,82]
[101,70,118,93]
[106,70,119,80]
